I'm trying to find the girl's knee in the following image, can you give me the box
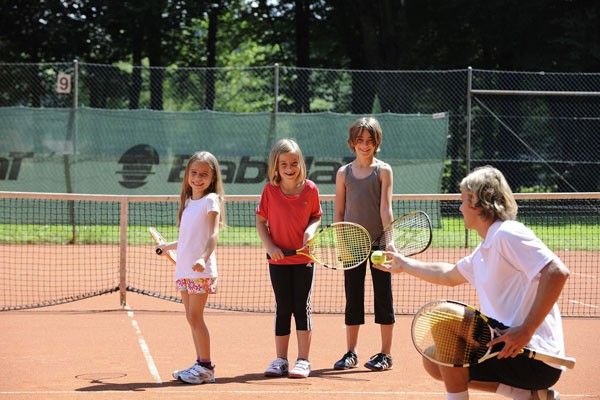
[186,312,205,328]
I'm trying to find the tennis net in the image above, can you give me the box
[1,191,598,316]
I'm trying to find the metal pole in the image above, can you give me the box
[266,63,279,155]
[466,66,472,175]
[73,60,79,109]
[65,60,79,243]
[119,198,128,306]
[274,63,279,115]
[464,66,473,248]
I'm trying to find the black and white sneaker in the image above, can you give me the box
[333,351,358,370]
[364,353,393,371]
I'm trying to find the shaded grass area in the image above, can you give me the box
[2,217,599,250]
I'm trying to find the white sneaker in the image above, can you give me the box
[172,362,198,380]
[289,359,310,378]
[264,357,289,377]
[532,388,560,400]
[178,363,215,384]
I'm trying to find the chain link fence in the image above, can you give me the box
[1,62,598,192]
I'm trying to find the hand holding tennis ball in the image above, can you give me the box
[371,250,386,264]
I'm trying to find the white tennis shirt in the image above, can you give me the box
[457,220,566,362]
[175,193,220,280]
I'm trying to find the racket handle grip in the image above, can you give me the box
[522,348,576,369]
[266,249,296,259]
[155,248,163,255]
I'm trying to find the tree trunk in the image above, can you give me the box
[146,5,164,110]
[204,4,219,110]
[129,24,143,110]
[294,0,310,113]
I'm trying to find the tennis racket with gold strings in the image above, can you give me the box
[411,300,576,369]
[268,222,372,270]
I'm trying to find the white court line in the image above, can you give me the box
[124,304,162,384]
[571,272,596,279]
[0,390,597,398]
[569,300,598,309]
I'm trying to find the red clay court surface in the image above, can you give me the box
[1,292,599,400]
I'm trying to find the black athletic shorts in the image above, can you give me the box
[469,317,562,390]
[469,354,562,390]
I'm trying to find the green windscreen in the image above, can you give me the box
[0,107,448,195]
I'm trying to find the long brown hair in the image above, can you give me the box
[347,116,383,153]
[177,151,225,225]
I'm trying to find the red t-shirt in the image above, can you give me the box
[256,179,323,265]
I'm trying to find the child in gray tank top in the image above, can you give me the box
[332,116,396,372]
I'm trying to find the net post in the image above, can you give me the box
[119,198,129,306]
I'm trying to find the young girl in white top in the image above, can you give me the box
[156,151,225,384]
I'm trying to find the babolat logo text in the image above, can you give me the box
[168,155,354,184]
[117,144,159,188]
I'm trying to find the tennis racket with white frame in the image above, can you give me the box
[148,227,177,265]
[373,210,432,256]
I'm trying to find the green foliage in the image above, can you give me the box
[518,185,559,194]
[2,0,599,72]
[213,42,279,112]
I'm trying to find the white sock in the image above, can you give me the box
[447,391,469,400]
[496,383,531,400]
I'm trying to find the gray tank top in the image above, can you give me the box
[343,163,383,241]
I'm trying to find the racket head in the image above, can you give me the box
[411,300,493,367]
[307,222,372,270]
[148,227,177,265]
[378,210,432,256]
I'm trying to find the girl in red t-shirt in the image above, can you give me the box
[256,138,322,378]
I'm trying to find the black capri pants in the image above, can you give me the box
[269,263,314,336]
[343,258,395,325]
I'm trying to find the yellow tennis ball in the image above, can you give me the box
[371,250,385,264]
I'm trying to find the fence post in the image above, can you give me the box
[274,63,279,115]
[64,59,79,243]
[266,63,280,155]
[73,59,79,113]
[466,66,472,175]
[464,66,473,248]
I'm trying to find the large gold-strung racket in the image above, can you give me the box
[411,300,576,369]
